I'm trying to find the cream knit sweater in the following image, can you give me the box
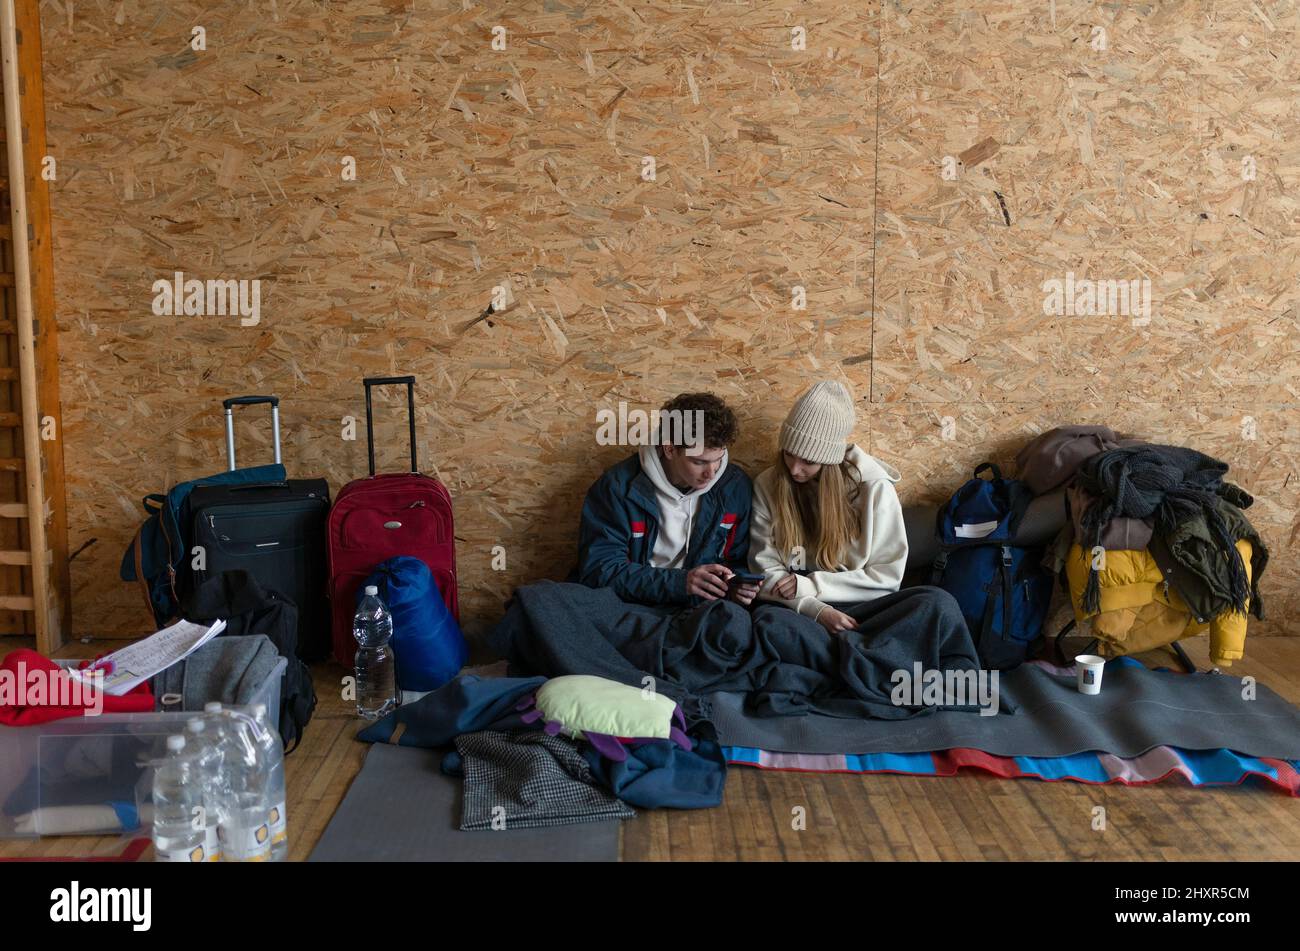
[749,444,908,620]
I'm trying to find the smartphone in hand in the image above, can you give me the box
[727,570,765,588]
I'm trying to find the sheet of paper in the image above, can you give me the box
[71,618,227,696]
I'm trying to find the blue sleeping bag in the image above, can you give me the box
[359,556,468,691]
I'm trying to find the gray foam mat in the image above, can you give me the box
[308,742,622,862]
[709,662,1300,759]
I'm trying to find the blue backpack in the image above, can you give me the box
[120,463,286,627]
[930,463,1053,670]
[360,556,468,691]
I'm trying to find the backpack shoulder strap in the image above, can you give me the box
[929,549,949,586]
[131,520,158,628]
[1000,545,1013,636]
[281,658,317,754]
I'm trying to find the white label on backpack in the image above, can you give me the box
[156,842,207,863]
[221,822,271,862]
[954,520,998,539]
[268,800,287,845]
[384,520,402,529]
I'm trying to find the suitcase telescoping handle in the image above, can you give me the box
[221,395,282,471]
[363,376,417,476]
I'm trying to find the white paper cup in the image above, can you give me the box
[1075,654,1105,695]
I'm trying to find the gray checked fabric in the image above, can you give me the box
[454,730,635,831]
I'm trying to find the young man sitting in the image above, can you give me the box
[577,392,757,607]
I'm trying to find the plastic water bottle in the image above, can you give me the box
[151,735,206,862]
[353,585,398,719]
[183,717,224,862]
[207,703,272,863]
[249,703,289,861]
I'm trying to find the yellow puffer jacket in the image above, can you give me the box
[1064,540,1255,667]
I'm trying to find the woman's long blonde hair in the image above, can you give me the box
[769,450,861,570]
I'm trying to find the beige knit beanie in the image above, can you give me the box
[780,380,856,465]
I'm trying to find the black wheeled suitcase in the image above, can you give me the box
[188,396,332,662]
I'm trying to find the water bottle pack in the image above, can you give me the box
[151,586,401,859]
[150,703,288,863]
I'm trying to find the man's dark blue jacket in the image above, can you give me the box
[576,451,752,606]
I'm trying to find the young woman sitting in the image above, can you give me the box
[749,380,960,636]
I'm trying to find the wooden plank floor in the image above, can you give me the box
[1,635,1297,861]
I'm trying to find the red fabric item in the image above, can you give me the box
[0,649,155,726]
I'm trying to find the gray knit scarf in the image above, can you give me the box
[1074,445,1250,616]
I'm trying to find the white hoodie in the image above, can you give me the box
[749,444,907,620]
[638,444,729,569]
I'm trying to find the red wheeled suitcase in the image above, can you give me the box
[328,376,459,667]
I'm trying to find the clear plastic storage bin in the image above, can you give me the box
[0,655,285,837]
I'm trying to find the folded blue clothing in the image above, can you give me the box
[581,736,726,810]
[356,671,727,810]
[355,674,544,747]
[440,734,725,810]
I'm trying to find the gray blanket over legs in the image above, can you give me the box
[488,581,987,723]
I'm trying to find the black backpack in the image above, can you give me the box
[181,570,318,752]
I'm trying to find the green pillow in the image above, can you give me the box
[534,675,676,740]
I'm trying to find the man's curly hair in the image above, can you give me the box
[657,392,738,449]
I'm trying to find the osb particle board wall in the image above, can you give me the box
[37,0,1297,641]
[873,0,1299,634]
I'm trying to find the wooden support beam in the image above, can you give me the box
[0,0,54,653]
[14,0,68,649]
